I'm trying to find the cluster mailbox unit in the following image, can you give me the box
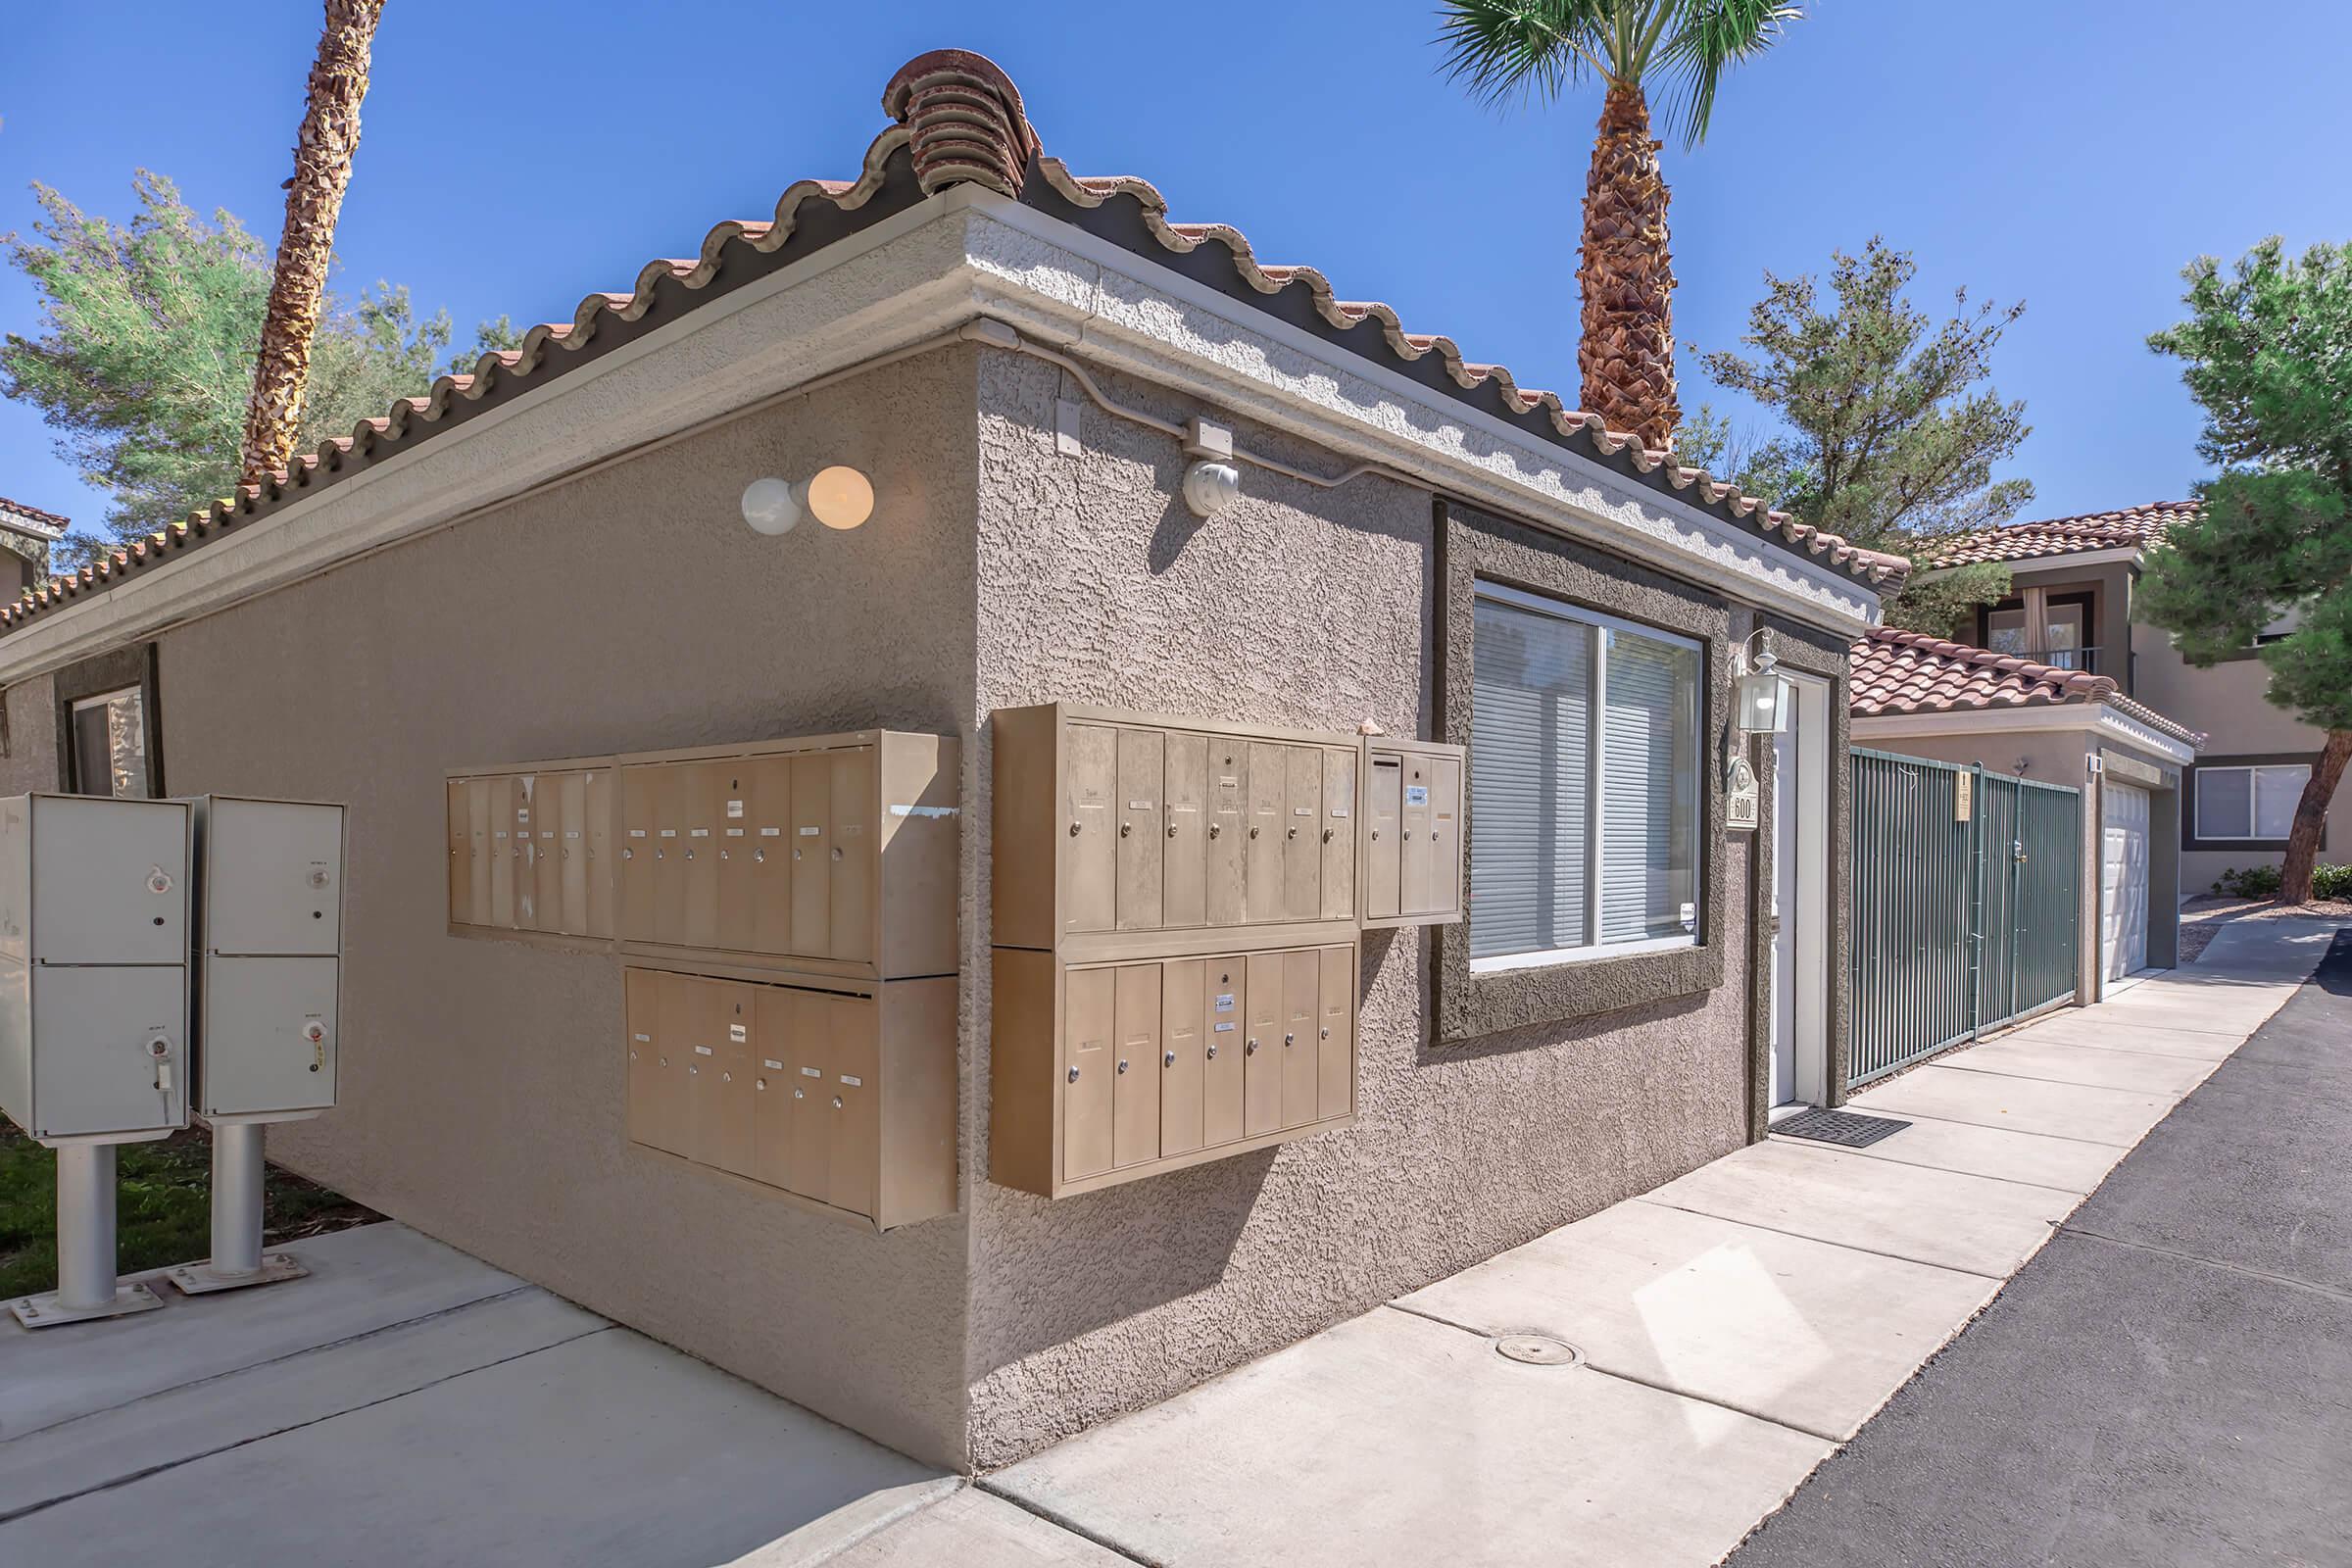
[0,794,193,1324]
[989,705,1463,1200]
[447,731,959,1231]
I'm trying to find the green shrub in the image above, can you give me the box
[2211,862,2352,900]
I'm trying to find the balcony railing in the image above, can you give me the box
[2005,645,2102,675]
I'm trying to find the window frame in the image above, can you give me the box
[1468,579,1703,973]
[53,644,164,799]
[2190,761,2310,846]
[2181,753,2327,853]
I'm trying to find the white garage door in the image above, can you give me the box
[2101,782,2150,981]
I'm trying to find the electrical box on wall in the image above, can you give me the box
[190,797,345,1119]
[622,964,956,1230]
[0,794,192,1141]
[1360,737,1466,930]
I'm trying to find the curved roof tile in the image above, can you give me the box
[1850,625,2204,746]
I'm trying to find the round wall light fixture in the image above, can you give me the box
[740,466,875,537]
[1181,459,1240,519]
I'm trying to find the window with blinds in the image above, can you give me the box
[1470,585,1700,967]
[2194,762,2310,841]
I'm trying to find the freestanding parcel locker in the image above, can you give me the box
[0,793,193,1325]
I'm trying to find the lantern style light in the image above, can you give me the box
[1736,648,1788,734]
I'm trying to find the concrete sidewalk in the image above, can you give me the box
[970,916,2342,1567]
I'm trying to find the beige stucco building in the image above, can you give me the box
[0,51,1902,1469]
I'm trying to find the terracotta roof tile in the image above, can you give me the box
[1926,501,2196,568]
[0,496,70,531]
[0,47,1905,637]
[1849,625,2204,747]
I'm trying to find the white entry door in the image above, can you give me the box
[1770,672,1831,1108]
[2101,782,2150,980]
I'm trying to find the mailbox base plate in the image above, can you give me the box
[166,1253,310,1296]
[8,1281,165,1328]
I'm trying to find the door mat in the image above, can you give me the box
[1775,1108,1911,1148]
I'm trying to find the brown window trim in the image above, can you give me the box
[2181,751,2327,853]
[1433,498,1734,1045]
[54,643,165,797]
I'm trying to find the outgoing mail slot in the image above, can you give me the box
[1245,742,1285,923]
[1160,732,1207,928]
[1360,738,1468,928]
[1158,956,1205,1157]
[1114,728,1164,932]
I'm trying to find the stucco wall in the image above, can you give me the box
[0,674,60,795]
[961,347,1755,1466]
[146,348,984,1467]
[2133,633,2352,892]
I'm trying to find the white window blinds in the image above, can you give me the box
[1470,597,1592,959]
[1599,630,1698,943]
[1469,586,1701,965]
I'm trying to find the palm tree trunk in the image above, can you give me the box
[239,0,386,488]
[1579,82,1680,453]
[2278,727,2352,904]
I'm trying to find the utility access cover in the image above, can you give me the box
[1494,1335,1582,1367]
[1776,1108,1911,1149]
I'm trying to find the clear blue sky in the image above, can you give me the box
[3,2,2345,536]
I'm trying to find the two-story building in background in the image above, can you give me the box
[1919,501,2344,897]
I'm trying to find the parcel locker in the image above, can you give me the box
[1360,738,1467,928]
[623,965,955,1230]
[0,793,193,1143]
[991,706,1362,954]
[199,956,336,1117]
[990,941,1357,1200]
[199,796,344,958]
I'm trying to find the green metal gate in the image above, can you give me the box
[1848,748,2082,1088]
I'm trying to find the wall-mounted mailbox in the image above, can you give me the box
[190,796,346,1119]
[0,794,193,1141]
[614,732,956,979]
[622,964,955,1230]
[1360,737,1465,929]
[446,763,613,941]
[992,705,1359,957]
[991,941,1356,1200]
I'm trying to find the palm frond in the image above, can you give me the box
[1653,0,1801,148]
[1435,0,1618,106]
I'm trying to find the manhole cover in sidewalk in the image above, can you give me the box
[1495,1334,1582,1366]
[1776,1107,1911,1148]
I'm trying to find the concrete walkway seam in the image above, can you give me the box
[1627,1197,2037,1283]
[971,1478,1160,1567]
[0,1322,616,1527]
[1837,1103,2135,1152]
[0,1281,546,1446]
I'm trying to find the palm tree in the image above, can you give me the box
[1437,1,1800,452]
[240,0,387,487]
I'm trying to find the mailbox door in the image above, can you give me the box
[1398,757,1434,915]
[827,747,875,965]
[1060,963,1115,1182]
[1318,945,1354,1121]
[1061,723,1116,935]
[532,777,564,937]
[712,981,757,1178]
[1111,961,1162,1169]
[748,755,793,956]
[1114,728,1164,932]
[1204,744,1249,928]
[1425,755,1462,917]
[651,764,689,944]
[1244,743,1285,923]
[826,994,879,1218]
[1200,957,1245,1148]
[1158,956,1204,1158]
[1243,951,1283,1137]
[583,769,614,940]
[623,969,668,1153]
[686,974,728,1167]
[788,753,832,959]
[30,962,187,1138]
[749,983,800,1189]
[1365,754,1402,920]
[447,782,471,926]
[488,777,517,929]
[678,762,723,950]
[557,771,589,937]
[1319,747,1356,921]
[640,970,696,1155]
[1281,948,1319,1130]
[619,766,658,941]
[512,777,541,932]
[466,778,493,928]
[1161,731,1207,929]
[713,763,756,952]
[200,955,337,1116]
[785,990,834,1204]
[1282,747,1323,921]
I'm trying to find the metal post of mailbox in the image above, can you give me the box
[8,1137,167,1328]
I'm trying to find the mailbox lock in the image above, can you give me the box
[1119,822,1132,839]
[1320,1028,1330,1040]
[1208,823,1221,839]
[1286,825,1298,840]
[794,1087,806,1101]
[1284,1032,1295,1048]
[756,1077,768,1091]
[831,1096,844,1109]
[1069,821,1082,837]
[754,849,765,862]
[147,866,172,895]
[1163,1050,1177,1067]
[622,848,634,860]
[1117,1059,1130,1074]
[831,847,844,861]
[1167,824,1178,838]
[308,867,331,890]
[1205,1042,1219,1059]
[1249,825,1260,839]
[1246,1038,1259,1055]
[1067,1065,1081,1082]
[1402,829,1412,841]
[1370,829,1381,842]
[1322,827,1335,843]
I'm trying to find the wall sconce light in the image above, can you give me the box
[1735,639,1788,735]
[741,466,875,536]
[1180,415,1240,519]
